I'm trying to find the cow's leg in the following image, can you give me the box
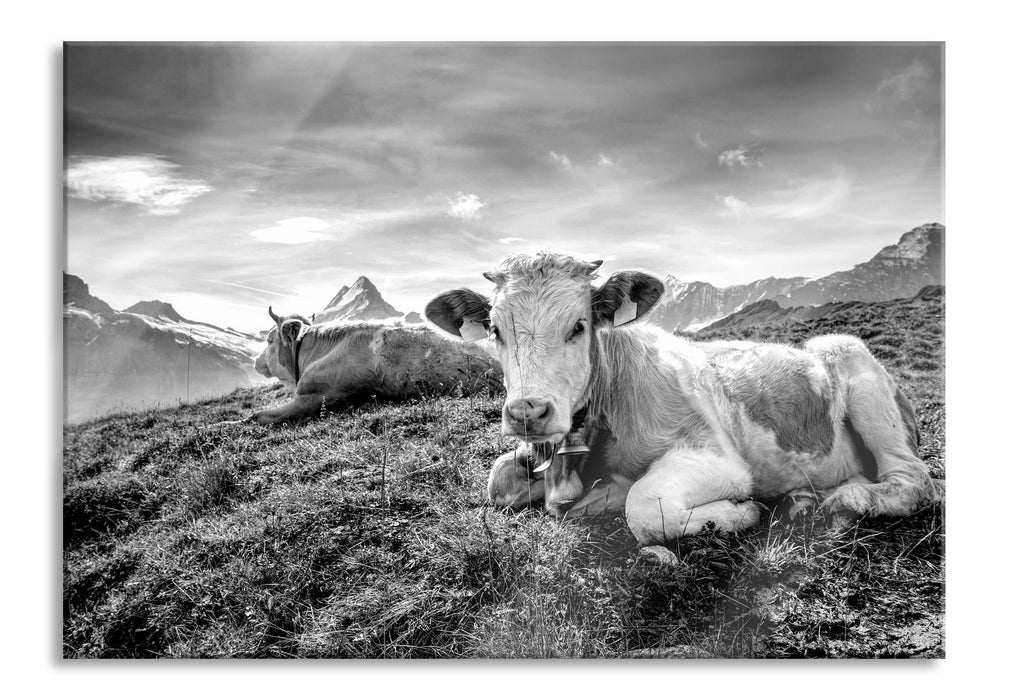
[488,446,546,509]
[250,392,326,425]
[821,367,938,520]
[565,475,633,519]
[624,449,759,545]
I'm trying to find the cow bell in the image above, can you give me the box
[532,429,590,473]
[555,429,591,457]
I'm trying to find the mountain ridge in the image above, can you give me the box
[650,222,943,331]
[64,273,267,423]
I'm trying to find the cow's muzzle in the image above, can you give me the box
[502,397,565,440]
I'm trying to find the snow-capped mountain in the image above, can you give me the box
[651,223,944,331]
[314,276,405,323]
[64,274,267,423]
[648,275,809,331]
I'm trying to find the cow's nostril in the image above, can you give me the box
[506,398,550,424]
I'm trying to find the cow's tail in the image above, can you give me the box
[894,386,921,456]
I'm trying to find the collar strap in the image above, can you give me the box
[293,335,304,383]
[571,406,588,432]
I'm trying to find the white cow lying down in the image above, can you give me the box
[251,307,500,425]
[425,253,939,545]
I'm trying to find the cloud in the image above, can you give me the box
[720,195,751,222]
[876,60,931,104]
[597,154,615,167]
[446,192,487,220]
[200,279,301,298]
[867,60,935,116]
[758,175,851,221]
[549,151,573,170]
[248,217,332,244]
[498,237,527,245]
[718,144,763,170]
[718,175,850,224]
[66,154,213,215]
[694,132,709,150]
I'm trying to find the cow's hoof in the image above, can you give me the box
[546,499,575,518]
[784,491,817,522]
[821,483,872,518]
[249,413,273,426]
[638,545,679,566]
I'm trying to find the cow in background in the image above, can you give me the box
[251,307,500,424]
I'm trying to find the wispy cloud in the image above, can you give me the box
[498,237,527,245]
[867,59,934,117]
[758,175,851,221]
[248,217,331,244]
[549,151,573,170]
[199,279,300,298]
[718,144,764,170]
[446,192,487,220]
[694,132,709,150]
[66,154,213,215]
[720,195,751,222]
[719,174,851,223]
[597,154,615,167]
[876,60,931,104]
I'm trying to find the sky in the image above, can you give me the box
[64,42,943,333]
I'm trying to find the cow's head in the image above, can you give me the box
[255,306,311,388]
[425,253,663,444]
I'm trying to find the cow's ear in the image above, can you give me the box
[591,271,664,327]
[280,318,304,344]
[425,289,491,341]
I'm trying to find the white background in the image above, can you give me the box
[3,1,1002,696]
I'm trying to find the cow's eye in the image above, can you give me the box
[567,320,587,342]
[488,324,504,345]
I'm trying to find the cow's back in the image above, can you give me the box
[296,323,384,398]
[376,327,499,397]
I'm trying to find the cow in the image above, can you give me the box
[424,253,939,546]
[250,307,500,424]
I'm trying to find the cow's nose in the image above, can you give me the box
[505,397,551,426]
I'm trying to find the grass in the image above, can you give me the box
[63,289,944,658]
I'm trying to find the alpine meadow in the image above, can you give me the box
[63,285,944,658]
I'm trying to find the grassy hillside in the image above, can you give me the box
[63,290,945,658]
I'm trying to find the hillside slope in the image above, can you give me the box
[699,285,944,334]
[64,274,267,423]
[64,294,945,659]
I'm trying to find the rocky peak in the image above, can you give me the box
[873,222,943,264]
[317,276,403,322]
[63,273,117,317]
[124,300,186,322]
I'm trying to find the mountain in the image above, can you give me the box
[776,223,944,306]
[64,274,267,423]
[649,275,809,331]
[651,223,944,331]
[123,300,186,322]
[699,285,944,334]
[314,276,403,323]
